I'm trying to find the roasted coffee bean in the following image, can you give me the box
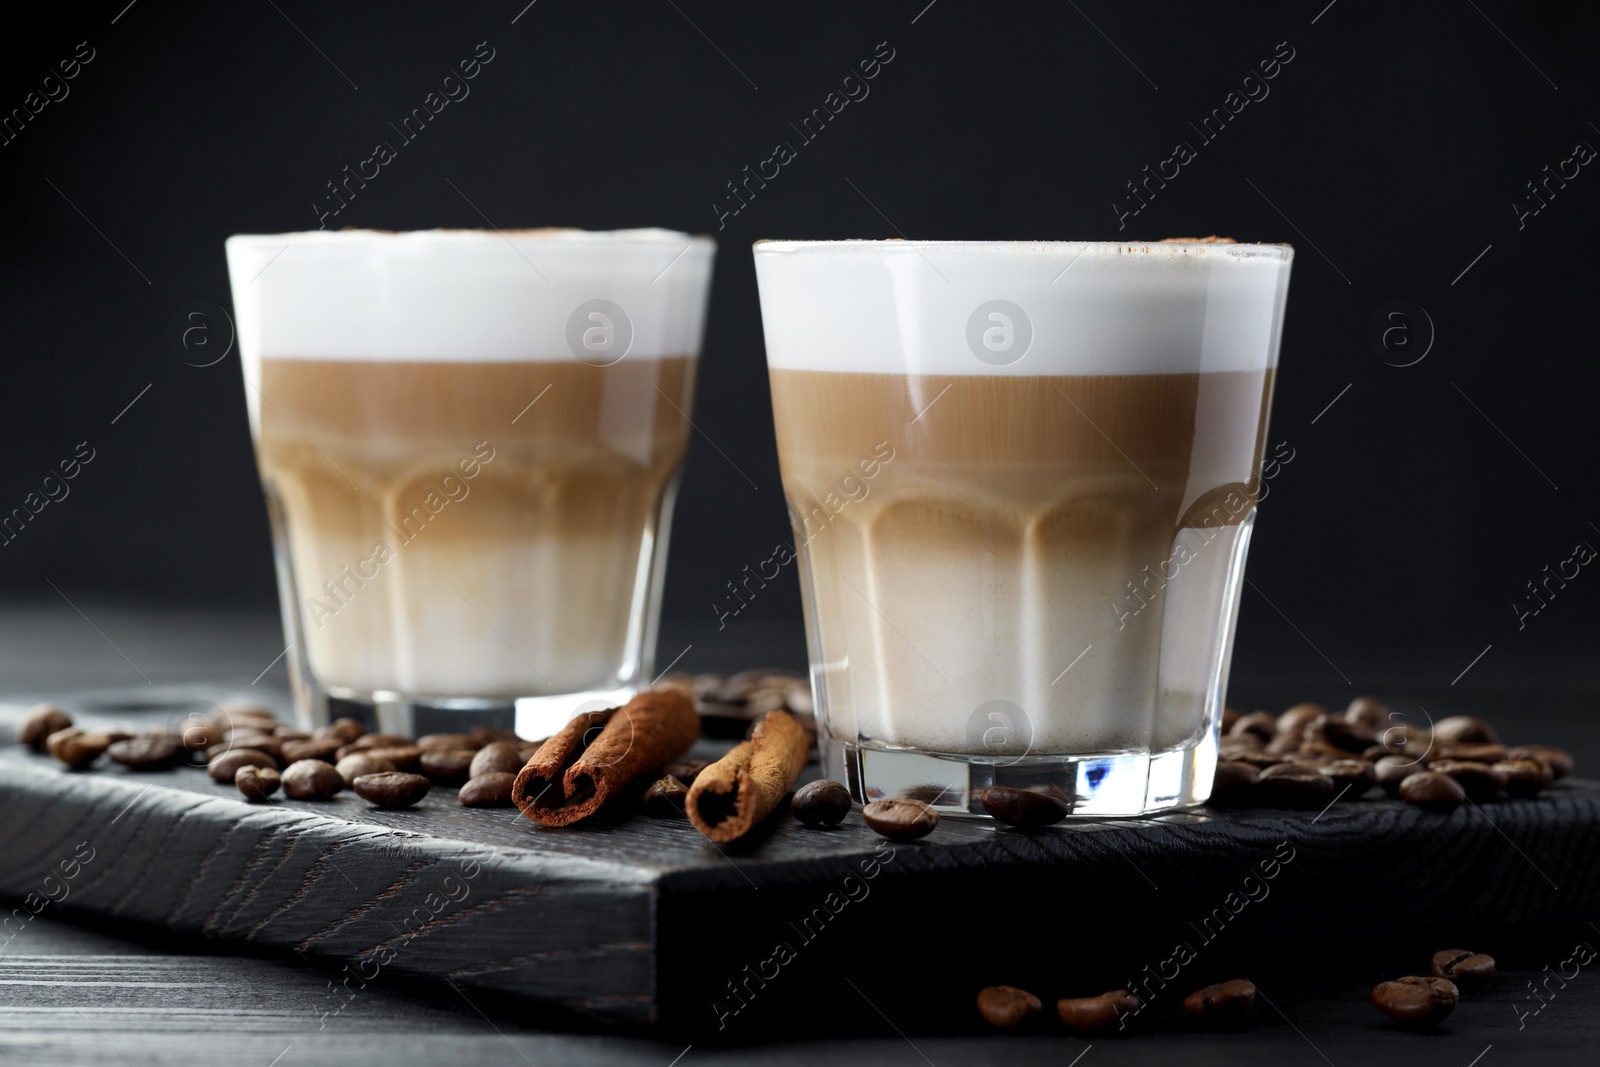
[273,725,312,741]
[1436,742,1508,764]
[1508,745,1572,781]
[862,798,938,841]
[1322,759,1376,797]
[314,717,366,744]
[353,772,430,809]
[1218,736,1263,759]
[1307,715,1375,753]
[642,775,689,817]
[282,758,345,799]
[1378,724,1431,759]
[1256,763,1335,809]
[1431,949,1495,991]
[459,772,516,807]
[1398,771,1466,812]
[221,732,284,761]
[1182,978,1256,1021]
[1344,696,1390,731]
[980,786,1068,827]
[1268,731,1311,755]
[335,753,396,787]
[1057,990,1141,1033]
[468,725,522,745]
[208,747,277,782]
[108,734,181,770]
[419,748,476,785]
[1234,750,1290,770]
[1428,759,1506,801]
[417,732,484,753]
[1220,707,1243,734]
[358,744,423,772]
[338,733,414,757]
[1361,744,1395,763]
[1230,711,1277,743]
[468,742,525,780]
[1276,703,1327,739]
[281,737,343,764]
[18,704,72,750]
[47,728,110,770]
[792,779,852,826]
[181,718,222,750]
[664,758,711,785]
[1431,716,1499,745]
[235,766,281,801]
[1371,976,1458,1026]
[1210,760,1260,805]
[217,700,277,722]
[1494,757,1551,797]
[1375,755,1428,796]
[1297,739,1350,761]
[977,985,1041,1029]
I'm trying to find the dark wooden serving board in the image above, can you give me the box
[3,687,1598,1036]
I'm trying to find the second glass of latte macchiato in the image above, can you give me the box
[754,238,1293,816]
[226,229,714,737]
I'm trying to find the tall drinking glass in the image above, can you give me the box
[226,229,715,737]
[754,239,1292,816]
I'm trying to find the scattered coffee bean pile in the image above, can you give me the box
[976,979,1257,1032]
[1215,697,1573,812]
[13,700,537,808]
[1371,948,1496,1027]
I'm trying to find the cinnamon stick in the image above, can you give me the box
[513,689,699,827]
[686,710,809,842]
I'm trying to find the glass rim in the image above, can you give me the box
[753,238,1291,259]
[228,227,715,248]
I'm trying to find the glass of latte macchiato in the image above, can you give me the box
[754,238,1292,816]
[226,229,715,737]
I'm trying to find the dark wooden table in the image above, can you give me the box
[2,604,1597,1065]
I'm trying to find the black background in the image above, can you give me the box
[2,0,1596,698]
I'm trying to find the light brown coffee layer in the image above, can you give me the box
[256,357,695,696]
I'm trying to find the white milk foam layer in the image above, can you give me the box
[753,240,1292,376]
[227,228,715,367]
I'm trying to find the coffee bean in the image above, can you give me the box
[47,727,109,770]
[1220,707,1243,734]
[282,759,345,799]
[1431,716,1499,745]
[1428,759,1506,801]
[236,766,281,801]
[1361,744,1394,763]
[1494,757,1551,798]
[1230,712,1277,743]
[1218,736,1263,759]
[338,733,414,757]
[977,985,1041,1029]
[1307,715,1375,753]
[468,742,525,780]
[273,725,312,741]
[1508,745,1572,781]
[281,737,343,764]
[417,733,484,753]
[18,704,72,750]
[353,772,431,809]
[1435,742,1508,763]
[181,719,223,751]
[1344,696,1389,730]
[1375,755,1427,796]
[358,744,423,772]
[642,775,689,817]
[335,753,396,787]
[1267,733,1309,755]
[862,798,938,841]
[217,700,277,722]
[1297,739,1350,761]
[1398,771,1466,812]
[1431,949,1495,991]
[1233,750,1290,770]
[1210,760,1260,805]
[314,717,366,744]
[664,758,711,785]
[220,732,284,762]
[1182,978,1256,1020]
[468,725,522,746]
[459,772,516,807]
[419,748,476,785]
[1056,990,1141,1033]
[1276,703,1327,738]
[108,734,181,770]
[208,748,277,783]
[1256,763,1335,809]
[979,786,1068,827]
[1371,976,1458,1026]
[1322,759,1376,797]
[792,779,852,826]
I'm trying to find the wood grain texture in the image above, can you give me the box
[4,691,1599,1034]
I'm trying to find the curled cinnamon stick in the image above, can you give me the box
[513,689,698,827]
[686,710,809,842]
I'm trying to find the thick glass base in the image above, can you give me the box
[308,683,633,741]
[823,730,1217,818]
